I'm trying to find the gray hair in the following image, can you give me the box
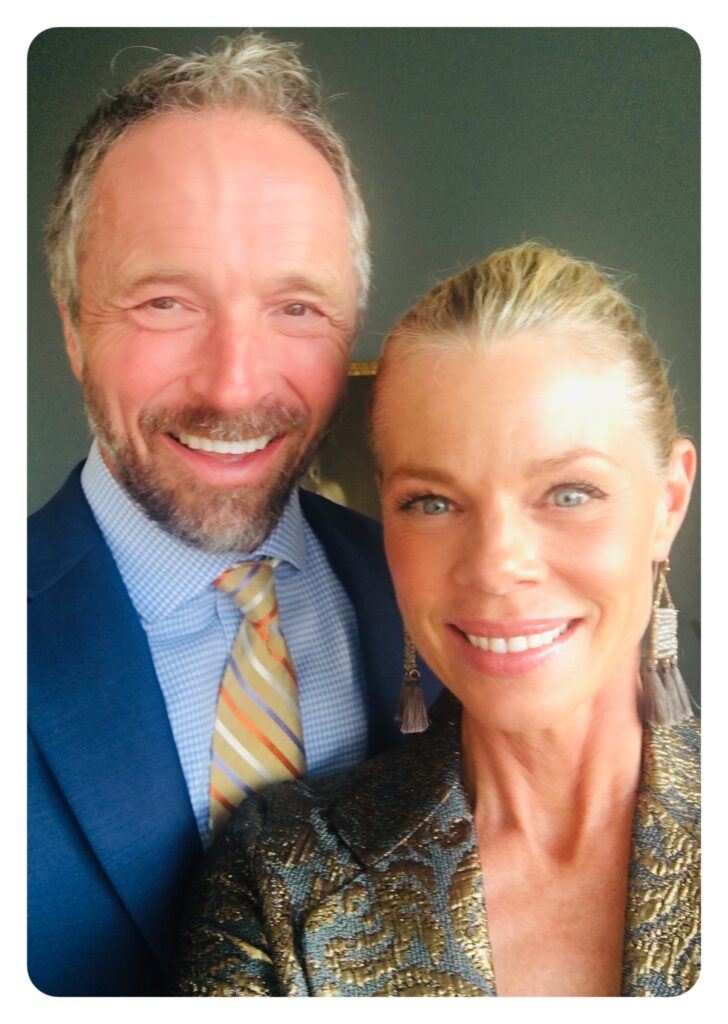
[44,31,371,324]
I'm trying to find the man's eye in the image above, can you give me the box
[282,302,309,317]
[128,295,201,331]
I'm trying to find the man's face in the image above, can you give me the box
[64,109,358,552]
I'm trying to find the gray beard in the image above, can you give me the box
[82,379,337,553]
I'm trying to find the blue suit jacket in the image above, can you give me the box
[27,465,440,996]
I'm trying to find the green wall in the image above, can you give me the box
[28,27,700,693]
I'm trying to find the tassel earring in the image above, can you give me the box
[395,633,430,734]
[640,559,693,726]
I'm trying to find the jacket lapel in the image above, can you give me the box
[299,696,496,995]
[28,469,201,973]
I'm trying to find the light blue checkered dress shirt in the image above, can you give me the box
[81,442,367,842]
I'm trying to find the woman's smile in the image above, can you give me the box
[448,619,580,678]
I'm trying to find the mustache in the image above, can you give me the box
[139,402,308,441]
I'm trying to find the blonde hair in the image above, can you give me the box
[44,31,370,324]
[374,243,679,470]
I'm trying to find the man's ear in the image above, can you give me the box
[650,438,697,561]
[59,302,83,381]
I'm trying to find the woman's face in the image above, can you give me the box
[377,333,693,729]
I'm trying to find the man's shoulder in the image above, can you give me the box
[297,489,391,607]
[298,488,382,552]
[28,463,103,596]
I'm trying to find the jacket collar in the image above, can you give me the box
[329,692,465,865]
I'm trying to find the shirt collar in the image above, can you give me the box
[81,440,307,623]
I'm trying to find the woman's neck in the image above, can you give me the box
[461,676,643,860]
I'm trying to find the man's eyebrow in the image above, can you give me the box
[270,273,342,302]
[120,270,198,292]
[122,272,345,300]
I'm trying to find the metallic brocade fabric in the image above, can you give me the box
[175,695,700,997]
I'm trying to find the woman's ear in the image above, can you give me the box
[650,438,697,561]
[59,302,84,381]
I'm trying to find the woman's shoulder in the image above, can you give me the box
[646,714,700,771]
[640,714,700,828]
[216,691,463,876]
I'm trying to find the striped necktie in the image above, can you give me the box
[208,558,306,840]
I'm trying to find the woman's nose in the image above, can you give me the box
[453,504,545,595]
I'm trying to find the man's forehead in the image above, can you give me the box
[78,108,358,316]
[92,109,346,207]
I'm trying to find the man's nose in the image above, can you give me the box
[453,502,545,595]
[187,310,277,412]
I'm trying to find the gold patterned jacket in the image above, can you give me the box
[175,696,700,997]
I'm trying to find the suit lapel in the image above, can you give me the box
[28,470,201,973]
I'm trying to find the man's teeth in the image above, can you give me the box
[465,623,570,653]
[176,433,272,455]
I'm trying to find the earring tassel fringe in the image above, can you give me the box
[641,560,694,726]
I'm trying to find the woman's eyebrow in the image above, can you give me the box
[385,465,458,486]
[525,448,620,475]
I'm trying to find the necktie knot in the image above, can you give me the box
[214,558,281,617]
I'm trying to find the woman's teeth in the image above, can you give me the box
[464,623,570,653]
[176,433,272,455]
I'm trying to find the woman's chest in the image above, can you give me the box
[479,837,631,996]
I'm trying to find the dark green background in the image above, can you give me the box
[27,27,700,696]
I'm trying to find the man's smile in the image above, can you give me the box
[175,431,275,458]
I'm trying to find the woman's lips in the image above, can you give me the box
[449,618,581,677]
[464,621,569,653]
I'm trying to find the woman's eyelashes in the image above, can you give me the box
[393,480,607,517]
[545,481,607,509]
[396,493,454,516]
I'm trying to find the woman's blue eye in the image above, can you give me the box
[552,487,589,508]
[397,493,453,516]
[420,497,451,515]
